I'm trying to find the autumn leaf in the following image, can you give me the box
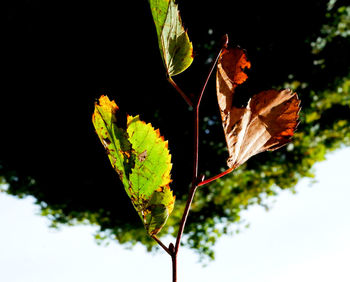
[92,95,175,235]
[149,0,194,76]
[216,47,301,169]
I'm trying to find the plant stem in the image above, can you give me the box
[197,167,235,187]
[197,48,224,106]
[171,252,177,282]
[167,76,193,107]
[152,235,171,256]
[153,40,228,282]
[170,108,199,282]
[175,108,200,253]
[169,46,226,282]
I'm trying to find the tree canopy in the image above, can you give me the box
[2,0,350,260]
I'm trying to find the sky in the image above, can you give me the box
[1,147,350,282]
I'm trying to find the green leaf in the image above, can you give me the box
[149,0,194,76]
[93,95,175,235]
[144,186,175,235]
[92,96,133,192]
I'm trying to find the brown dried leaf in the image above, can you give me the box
[216,47,301,169]
[216,48,251,117]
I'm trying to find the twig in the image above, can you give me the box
[197,167,235,187]
[167,76,193,107]
[197,40,226,106]
[152,36,229,282]
[152,235,172,256]
[169,42,227,282]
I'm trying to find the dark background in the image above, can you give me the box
[2,0,350,259]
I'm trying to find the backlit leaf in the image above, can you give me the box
[149,0,194,76]
[93,95,175,235]
[216,47,301,169]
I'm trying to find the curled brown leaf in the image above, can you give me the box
[216,47,301,169]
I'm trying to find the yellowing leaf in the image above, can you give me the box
[92,95,175,235]
[216,47,301,169]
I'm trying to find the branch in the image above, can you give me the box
[197,36,227,106]
[152,235,172,256]
[197,167,234,187]
[167,76,193,107]
[167,36,229,282]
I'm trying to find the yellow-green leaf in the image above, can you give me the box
[92,95,175,235]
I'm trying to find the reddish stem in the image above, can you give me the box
[172,255,177,282]
[152,235,171,256]
[170,46,226,282]
[168,76,193,107]
[197,47,225,106]
[197,167,235,187]
[174,109,199,255]
[154,37,229,282]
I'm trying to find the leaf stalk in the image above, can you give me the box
[167,76,193,107]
